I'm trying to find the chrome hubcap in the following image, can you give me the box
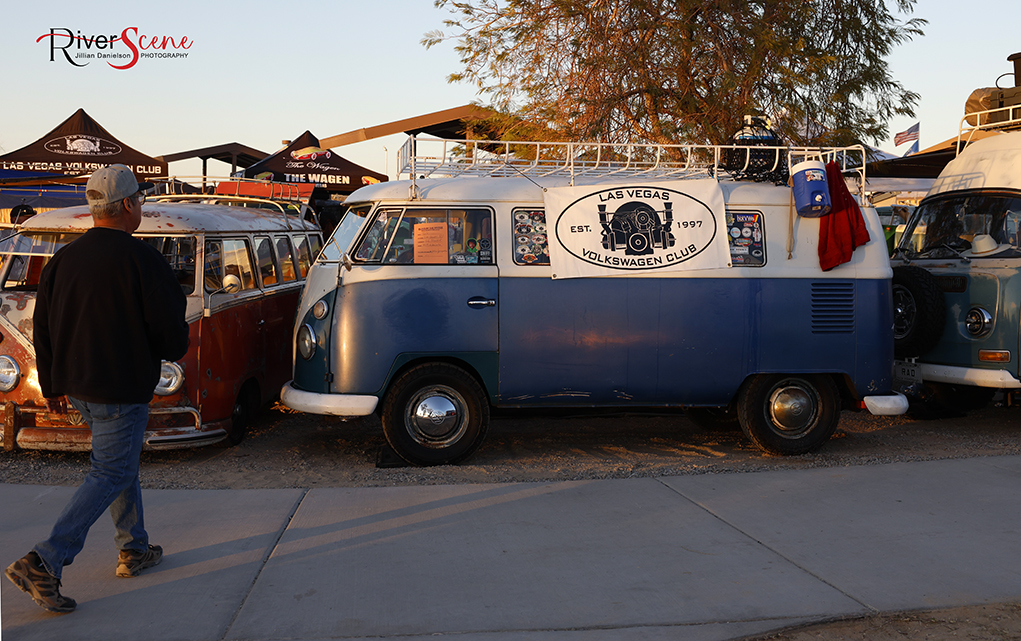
[767,381,818,438]
[405,385,469,448]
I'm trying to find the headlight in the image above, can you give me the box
[312,299,329,320]
[965,307,993,337]
[0,355,21,392]
[153,361,185,396]
[297,324,316,360]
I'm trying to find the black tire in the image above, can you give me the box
[892,265,946,358]
[226,382,259,446]
[381,363,490,466]
[737,374,840,455]
[686,407,741,430]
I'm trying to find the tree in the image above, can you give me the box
[425,0,925,147]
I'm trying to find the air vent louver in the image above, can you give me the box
[811,281,855,333]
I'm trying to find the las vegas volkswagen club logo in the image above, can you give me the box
[44,135,121,157]
[543,180,732,279]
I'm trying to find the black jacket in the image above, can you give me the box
[34,227,190,404]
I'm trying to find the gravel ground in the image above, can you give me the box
[4,402,1021,490]
[3,402,1021,639]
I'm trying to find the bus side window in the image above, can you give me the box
[206,239,256,292]
[385,210,448,264]
[144,236,196,295]
[254,236,279,287]
[275,236,297,282]
[294,235,312,278]
[309,234,323,261]
[354,209,401,262]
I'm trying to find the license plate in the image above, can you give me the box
[893,360,921,384]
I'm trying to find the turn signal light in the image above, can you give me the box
[978,350,1011,362]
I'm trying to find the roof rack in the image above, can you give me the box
[398,135,868,196]
[147,176,319,231]
[958,104,1021,151]
[148,176,313,202]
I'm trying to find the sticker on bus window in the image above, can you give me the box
[513,209,550,265]
[413,222,449,264]
[726,211,765,267]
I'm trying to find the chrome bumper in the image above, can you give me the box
[863,392,909,415]
[920,363,1021,389]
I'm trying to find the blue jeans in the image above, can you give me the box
[34,398,150,579]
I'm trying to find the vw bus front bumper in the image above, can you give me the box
[280,381,378,416]
[862,392,909,415]
[2,402,227,451]
[919,363,1021,389]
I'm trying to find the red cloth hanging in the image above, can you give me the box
[818,161,870,271]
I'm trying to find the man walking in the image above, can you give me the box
[4,164,190,613]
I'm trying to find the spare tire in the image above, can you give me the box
[892,265,946,358]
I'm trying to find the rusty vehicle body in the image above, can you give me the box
[0,188,322,451]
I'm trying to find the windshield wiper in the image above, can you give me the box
[938,243,971,262]
[891,246,917,263]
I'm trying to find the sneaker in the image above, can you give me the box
[5,551,76,613]
[116,544,163,577]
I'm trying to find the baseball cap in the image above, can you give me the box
[86,164,154,207]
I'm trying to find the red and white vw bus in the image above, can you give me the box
[0,187,322,451]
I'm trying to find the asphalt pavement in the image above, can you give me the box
[3,455,1021,641]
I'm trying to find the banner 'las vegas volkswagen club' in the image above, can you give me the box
[542,180,731,279]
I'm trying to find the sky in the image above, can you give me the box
[0,1,1018,180]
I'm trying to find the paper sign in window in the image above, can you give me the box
[413,222,448,264]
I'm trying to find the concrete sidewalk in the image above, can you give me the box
[3,456,1021,641]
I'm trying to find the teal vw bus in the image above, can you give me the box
[890,101,1021,412]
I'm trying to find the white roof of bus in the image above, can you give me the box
[19,202,318,235]
[345,175,797,209]
[348,176,568,205]
[928,131,1021,197]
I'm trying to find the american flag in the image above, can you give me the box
[894,123,919,147]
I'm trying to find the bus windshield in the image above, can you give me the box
[897,192,1021,259]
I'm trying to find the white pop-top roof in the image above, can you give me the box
[929,131,1021,197]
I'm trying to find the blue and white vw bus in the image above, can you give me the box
[282,137,906,465]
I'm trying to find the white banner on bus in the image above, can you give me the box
[542,179,732,279]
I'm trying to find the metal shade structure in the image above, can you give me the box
[320,104,497,148]
[156,143,268,177]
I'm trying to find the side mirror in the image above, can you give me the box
[341,252,353,272]
[222,274,242,294]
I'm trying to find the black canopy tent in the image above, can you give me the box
[0,108,167,181]
[241,131,387,196]
[0,109,168,219]
[865,147,956,180]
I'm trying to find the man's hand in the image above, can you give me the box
[45,396,67,414]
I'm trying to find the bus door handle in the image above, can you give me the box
[467,296,496,309]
